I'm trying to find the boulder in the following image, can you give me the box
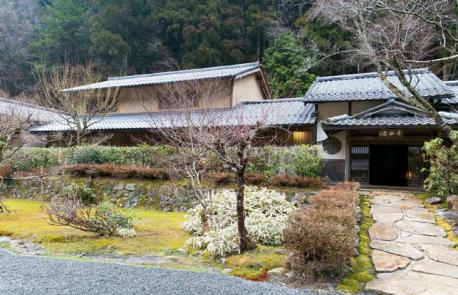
[371,250,410,272]
[426,197,442,205]
[447,195,458,209]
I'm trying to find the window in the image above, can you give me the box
[291,130,312,145]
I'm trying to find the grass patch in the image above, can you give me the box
[0,199,190,256]
[221,245,286,281]
[337,196,374,293]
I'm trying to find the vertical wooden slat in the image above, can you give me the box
[350,145,370,185]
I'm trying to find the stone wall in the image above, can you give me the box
[4,177,198,212]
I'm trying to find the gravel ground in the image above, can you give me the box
[0,249,343,295]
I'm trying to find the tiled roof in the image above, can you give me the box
[65,62,262,91]
[443,81,458,104]
[322,99,457,129]
[304,68,454,102]
[0,97,62,122]
[30,99,315,132]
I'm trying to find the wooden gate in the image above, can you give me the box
[407,146,428,187]
[350,145,370,185]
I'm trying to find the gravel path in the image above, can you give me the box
[0,249,341,295]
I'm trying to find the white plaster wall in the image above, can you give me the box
[232,74,265,106]
[316,102,349,160]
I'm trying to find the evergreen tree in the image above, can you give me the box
[31,0,90,65]
[263,32,315,98]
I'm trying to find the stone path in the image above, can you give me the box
[365,192,458,295]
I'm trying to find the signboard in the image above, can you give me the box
[379,129,403,138]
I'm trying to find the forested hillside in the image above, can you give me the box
[0,0,455,98]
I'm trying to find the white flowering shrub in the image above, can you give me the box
[182,187,295,257]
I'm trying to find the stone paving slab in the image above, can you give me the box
[396,220,446,237]
[366,192,458,294]
[371,250,410,272]
[397,234,456,247]
[369,223,398,241]
[419,244,458,266]
[366,268,458,295]
[370,240,424,260]
[412,259,458,279]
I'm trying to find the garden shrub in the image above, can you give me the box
[64,164,170,180]
[183,187,295,257]
[62,183,96,205]
[11,148,60,170]
[47,193,134,237]
[0,165,12,177]
[245,173,267,185]
[423,134,458,197]
[206,172,235,186]
[284,188,359,279]
[331,182,361,192]
[271,175,325,188]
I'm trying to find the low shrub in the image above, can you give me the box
[183,187,296,257]
[62,183,96,205]
[271,175,325,188]
[0,165,13,178]
[245,173,267,185]
[47,194,134,237]
[11,148,60,171]
[64,164,170,180]
[284,188,359,279]
[206,172,235,186]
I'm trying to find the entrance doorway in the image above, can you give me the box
[369,145,408,186]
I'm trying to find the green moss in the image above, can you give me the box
[337,196,374,293]
[0,199,189,256]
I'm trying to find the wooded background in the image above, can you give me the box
[0,0,456,98]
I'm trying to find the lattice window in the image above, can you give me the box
[350,145,370,185]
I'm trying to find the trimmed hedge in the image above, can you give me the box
[9,144,322,179]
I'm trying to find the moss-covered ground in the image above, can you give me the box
[0,199,189,256]
[0,199,286,280]
[337,196,375,293]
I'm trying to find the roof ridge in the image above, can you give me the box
[239,98,304,104]
[316,68,430,82]
[444,80,458,86]
[108,62,260,81]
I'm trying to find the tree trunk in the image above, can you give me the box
[235,169,256,252]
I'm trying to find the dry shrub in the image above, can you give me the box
[206,172,235,186]
[65,164,170,180]
[0,165,13,178]
[245,173,267,185]
[284,189,359,279]
[47,193,134,237]
[271,175,326,188]
[330,182,361,191]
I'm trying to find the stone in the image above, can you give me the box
[366,268,458,295]
[397,234,456,247]
[447,195,458,209]
[412,259,458,279]
[396,220,446,237]
[370,240,424,260]
[426,197,442,205]
[419,244,458,266]
[125,184,135,191]
[267,267,284,277]
[369,223,398,241]
[437,209,458,223]
[405,210,436,224]
[370,204,403,215]
[126,256,174,265]
[372,213,404,223]
[371,250,410,272]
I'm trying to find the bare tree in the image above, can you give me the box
[311,0,458,141]
[0,111,30,213]
[36,62,119,146]
[145,79,272,251]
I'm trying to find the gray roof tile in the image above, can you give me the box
[30,99,315,132]
[65,62,261,91]
[443,81,458,104]
[0,97,62,122]
[305,68,454,102]
[322,99,457,129]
